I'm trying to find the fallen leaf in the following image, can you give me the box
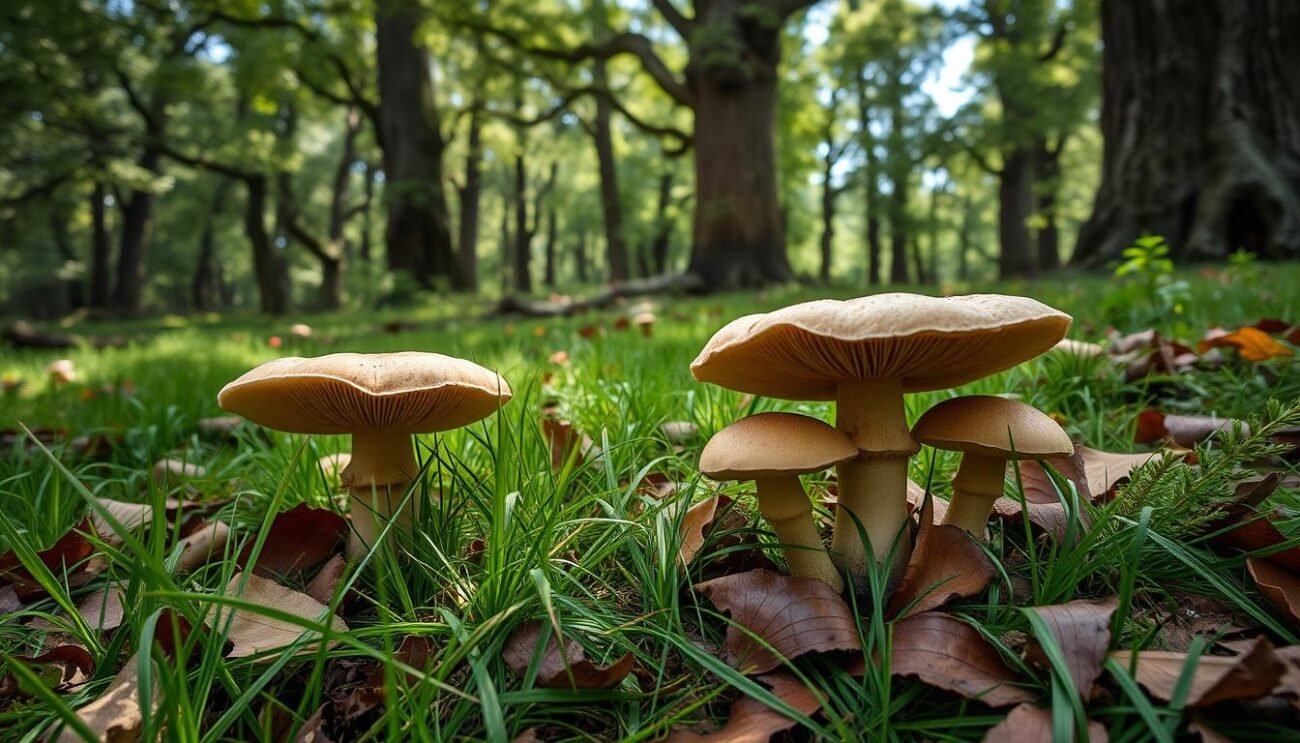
[503,620,633,689]
[0,519,102,601]
[197,416,245,441]
[1207,500,1300,573]
[318,453,351,480]
[1253,319,1292,335]
[30,584,126,634]
[667,672,821,742]
[1137,412,1249,448]
[983,703,1107,742]
[1247,558,1300,627]
[173,520,232,574]
[541,418,594,470]
[1023,598,1118,698]
[237,504,348,580]
[222,573,348,660]
[890,612,1034,707]
[5,645,95,697]
[889,495,995,619]
[305,554,349,606]
[639,472,680,500]
[693,569,860,674]
[904,480,946,524]
[1109,636,1285,707]
[673,495,720,566]
[1199,326,1294,361]
[1109,330,1198,381]
[1187,719,1233,743]
[90,496,184,545]
[661,421,700,444]
[151,458,206,486]
[1078,447,1162,498]
[53,652,149,743]
[0,585,19,614]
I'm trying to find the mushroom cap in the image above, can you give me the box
[691,294,1070,400]
[218,352,511,434]
[911,395,1074,459]
[699,412,858,480]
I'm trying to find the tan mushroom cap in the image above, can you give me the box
[911,395,1074,459]
[699,412,859,480]
[691,293,1070,399]
[218,352,511,434]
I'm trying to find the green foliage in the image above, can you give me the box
[1105,235,1191,328]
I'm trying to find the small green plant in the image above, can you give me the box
[1226,248,1260,282]
[1105,235,1191,327]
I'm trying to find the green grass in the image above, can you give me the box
[2,267,1299,741]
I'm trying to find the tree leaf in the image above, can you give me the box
[173,520,231,574]
[222,573,348,660]
[888,494,994,619]
[890,612,1034,708]
[1023,598,1118,698]
[673,495,720,566]
[52,652,149,743]
[667,672,821,742]
[1109,636,1286,707]
[983,703,1107,742]
[0,518,102,601]
[1198,326,1294,361]
[694,569,860,674]
[237,504,348,580]
[4,644,95,697]
[503,619,633,690]
[1246,558,1300,627]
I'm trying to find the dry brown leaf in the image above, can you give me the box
[503,620,633,689]
[237,504,348,580]
[306,554,349,606]
[1109,636,1286,707]
[1078,447,1161,498]
[0,585,19,614]
[891,612,1034,708]
[541,418,594,470]
[223,573,348,660]
[1247,558,1300,627]
[173,520,231,574]
[904,479,946,524]
[54,652,150,743]
[151,458,206,486]
[889,495,994,619]
[667,672,822,742]
[1207,502,1300,574]
[674,495,720,566]
[30,584,126,634]
[693,569,860,674]
[982,703,1107,742]
[317,453,351,480]
[4,644,95,697]
[90,496,184,545]
[0,519,102,601]
[1023,598,1118,697]
[1198,326,1294,361]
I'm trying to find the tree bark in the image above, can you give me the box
[49,206,84,312]
[1074,0,1300,265]
[819,160,837,284]
[888,172,909,284]
[89,182,112,309]
[374,0,462,289]
[1035,137,1062,271]
[458,96,483,292]
[575,231,588,283]
[651,172,675,276]
[998,145,1036,277]
[328,107,361,256]
[512,152,531,293]
[590,57,630,284]
[245,175,291,314]
[544,206,558,288]
[113,139,162,314]
[192,181,230,312]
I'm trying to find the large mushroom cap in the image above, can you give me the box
[699,412,858,480]
[691,293,1070,400]
[219,352,512,434]
[911,395,1073,459]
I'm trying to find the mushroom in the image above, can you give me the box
[911,395,1074,535]
[633,312,656,337]
[692,293,1070,587]
[218,352,511,558]
[698,413,856,591]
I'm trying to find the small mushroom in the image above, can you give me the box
[632,312,656,337]
[692,293,1070,587]
[46,359,76,385]
[219,352,511,558]
[911,395,1074,535]
[699,413,856,591]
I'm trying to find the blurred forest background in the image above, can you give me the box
[2,0,1297,319]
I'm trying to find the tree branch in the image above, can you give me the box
[1038,20,1069,62]
[159,142,256,181]
[650,0,693,37]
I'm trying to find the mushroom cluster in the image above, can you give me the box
[692,293,1072,591]
[219,352,511,558]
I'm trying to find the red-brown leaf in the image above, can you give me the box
[667,672,822,742]
[694,569,861,674]
[237,504,348,580]
[674,495,720,566]
[0,519,101,601]
[503,620,633,690]
[889,495,994,619]
[5,645,95,696]
[983,704,1107,742]
[890,612,1034,707]
[1023,598,1118,697]
[1198,326,1294,361]
[1109,636,1286,707]
[1246,558,1300,627]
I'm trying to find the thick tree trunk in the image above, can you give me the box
[575,231,588,283]
[113,140,162,314]
[192,182,229,312]
[957,195,973,281]
[591,58,630,284]
[1035,138,1062,271]
[650,172,674,276]
[819,159,836,284]
[512,153,531,294]
[49,207,83,311]
[499,203,511,295]
[458,98,483,292]
[888,174,909,284]
[374,0,462,289]
[245,176,291,314]
[544,207,558,288]
[998,146,1037,277]
[1076,0,1300,265]
[89,182,112,309]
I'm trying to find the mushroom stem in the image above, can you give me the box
[342,430,420,559]
[754,477,843,593]
[831,377,917,588]
[942,452,1007,534]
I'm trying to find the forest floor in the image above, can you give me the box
[2,266,1300,741]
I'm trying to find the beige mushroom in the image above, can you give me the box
[699,413,856,591]
[219,352,511,558]
[692,293,1070,587]
[911,395,1074,534]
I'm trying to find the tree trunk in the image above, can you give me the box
[1035,137,1062,271]
[513,152,531,293]
[888,173,909,284]
[591,61,630,284]
[359,161,376,264]
[89,182,112,309]
[819,158,836,284]
[998,146,1036,277]
[651,172,674,276]
[192,182,229,312]
[113,140,162,314]
[575,231,588,283]
[329,108,360,255]
[957,194,973,281]
[458,97,483,292]
[544,207,558,288]
[499,201,511,295]
[245,175,291,314]
[1074,0,1300,265]
[49,206,83,312]
[374,0,462,289]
